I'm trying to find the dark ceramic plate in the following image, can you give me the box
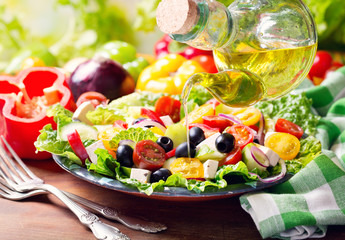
[53,155,292,202]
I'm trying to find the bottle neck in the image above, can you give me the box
[170,0,233,51]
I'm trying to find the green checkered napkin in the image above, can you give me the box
[240,66,345,239]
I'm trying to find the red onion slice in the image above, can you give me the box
[249,159,287,183]
[118,139,136,148]
[255,112,265,145]
[218,113,243,124]
[250,145,270,168]
[131,119,167,132]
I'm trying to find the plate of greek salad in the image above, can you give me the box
[35,87,322,201]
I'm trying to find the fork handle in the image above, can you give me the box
[40,184,130,240]
[63,191,167,233]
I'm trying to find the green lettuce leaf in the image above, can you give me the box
[109,128,158,149]
[47,103,73,129]
[86,107,125,125]
[34,124,82,165]
[86,149,117,178]
[285,135,322,174]
[255,93,320,135]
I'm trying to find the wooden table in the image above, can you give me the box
[1,159,344,240]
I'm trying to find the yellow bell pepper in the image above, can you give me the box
[136,54,205,95]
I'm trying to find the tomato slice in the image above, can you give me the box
[235,107,261,126]
[169,157,204,179]
[154,96,181,123]
[133,140,166,171]
[76,91,108,108]
[67,130,89,164]
[219,146,242,166]
[188,123,220,138]
[141,108,166,127]
[275,118,304,139]
[225,124,254,150]
[264,132,300,160]
[202,115,234,132]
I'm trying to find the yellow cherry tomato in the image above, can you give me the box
[235,107,261,126]
[169,158,204,179]
[264,132,300,160]
[180,103,215,125]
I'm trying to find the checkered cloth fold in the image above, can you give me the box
[239,67,345,239]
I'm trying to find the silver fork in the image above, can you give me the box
[0,136,130,240]
[0,175,166,233]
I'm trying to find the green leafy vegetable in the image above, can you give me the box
[47,103,73,129]
[86,149,117,178]
[255,93,320,135]
[0,0,134,71]
[109,128,158,149]
[34,124,85,165]
[285,136,322,174]
[86,107,125,125]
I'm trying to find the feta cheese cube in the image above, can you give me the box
[203,160,219,179]
[72,101,95,125]
[85,140,106,164]
[130,168,152,183]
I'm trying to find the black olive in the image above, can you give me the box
[189,126,205,146]
[175,142,196,158]
[215,133,235,153]
[151,168,172,183]
[116,145,134,167]
[156,136,174,152]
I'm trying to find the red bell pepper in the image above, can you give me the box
[0,67,75,160]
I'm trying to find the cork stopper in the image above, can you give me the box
[156,0,199,35]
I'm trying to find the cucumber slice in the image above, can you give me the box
[242,143,267,172]
[59,122,98,141]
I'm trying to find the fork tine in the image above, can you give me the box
[0,136,37,180]
[0,142,27,184]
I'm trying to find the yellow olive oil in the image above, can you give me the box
[213,43,318,100]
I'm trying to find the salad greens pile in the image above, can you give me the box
[0,0,134,71]
[35,90,322,195]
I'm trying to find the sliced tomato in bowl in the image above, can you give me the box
[225,124,254,150]
[275,118,304,139]
[133,140,166,171]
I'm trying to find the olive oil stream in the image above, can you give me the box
[182,44,317,157]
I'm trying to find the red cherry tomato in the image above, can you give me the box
[202,115,234,132]
[219,146,242,166]
[76,91,108,108]
[191,55,218,73]
[308,51,333,82]
[275,118,304,139]
[141,108,166,127]
[133,140,166,171]
[154,96,181,123]
[225,124,254,150]
[67,130,89,165]
[188,123,220,138]
[183,47,213,59]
